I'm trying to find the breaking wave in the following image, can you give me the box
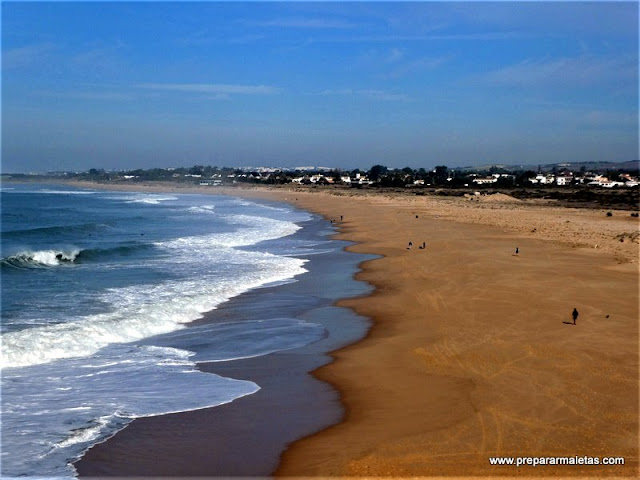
[1,244,152,269]
[0,250,307,368]
[1,248,82,268]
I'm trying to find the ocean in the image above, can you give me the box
[1,184,371,478]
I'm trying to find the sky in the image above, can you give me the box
[2,1,638,173]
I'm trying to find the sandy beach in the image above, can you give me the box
[66,181,638,477]
[254,187,639,477]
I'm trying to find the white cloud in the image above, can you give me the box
[581,110,637,128]
[316,88,410,102]
[360,89,411,102]
[385,48,405,64]
[317,88,354,96]
[136,83,281,95]
[2,43,56,70]
[528,106,638,131]
[34,90,134,101]
[384,55,451,79]
[477,54,637,88]
[357,47,450,79]
[306,31,527,45]
[246,17,359,29]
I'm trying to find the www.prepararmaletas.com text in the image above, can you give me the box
[489,456,625,467]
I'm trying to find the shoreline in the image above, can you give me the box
[205,184,638,476]
[71,186,373,477]
[261,189,638,477]
[11,180,639,477]
[33,179,640,266]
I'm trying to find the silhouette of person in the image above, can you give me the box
[572,308,579,325]
[515,247,519,254]
[408,241,413,249]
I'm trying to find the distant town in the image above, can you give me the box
[5,160,639,190]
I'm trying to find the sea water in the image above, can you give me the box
[0,184,338,478]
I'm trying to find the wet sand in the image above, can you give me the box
[74,195,372,477]
[69,181,638,477]
[253,187,639,477]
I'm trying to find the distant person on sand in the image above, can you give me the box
[515,247,519,254]
[407,241,413,249]
[572,308,579,325]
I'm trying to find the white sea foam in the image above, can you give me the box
[1,190,322,478]
[1,214,307,368]
[0,252,306,368]
[53,415,112,449]
[1,344,260,478]
[39,190,97,195]
[186,205,216,214]
[2,247,82,268]
[125,194,178,204]
[141,318,327,363]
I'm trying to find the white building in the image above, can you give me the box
[556,176,573,186]
[473,176,497,185]
[529,173,555,184]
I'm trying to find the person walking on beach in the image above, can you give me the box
[515,247,519,255]
[572,308,579,325]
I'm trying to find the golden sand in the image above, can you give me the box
[246,187,638,478]
[68,181,639,477]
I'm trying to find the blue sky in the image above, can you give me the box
[2,1,638,172]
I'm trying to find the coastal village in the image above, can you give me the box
[269,169,639,188]
[157,165,640,188]
[14,161,640,190]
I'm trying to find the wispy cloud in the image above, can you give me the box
[72,44,123,66]
[178,31,266,46]
[361,89,411,102]
[429,31,525,41]
[307,31,526,44]
[530,107,638,130]
[476,54,637,88]
[446,1,638,39]
[70,42,128,76]
[246,17,360,29]
[358,48,451,79]
[384,55,451,79]
[317,88,411,102]
[582,110,638,128]
[34,90,134,102]
[136,83,281,96]
[385,48,405,64]
[2,42,56,69]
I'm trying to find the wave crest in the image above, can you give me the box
[1,249,81,269]
[2,244,152,270]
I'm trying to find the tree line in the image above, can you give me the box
[55,162,640,189]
